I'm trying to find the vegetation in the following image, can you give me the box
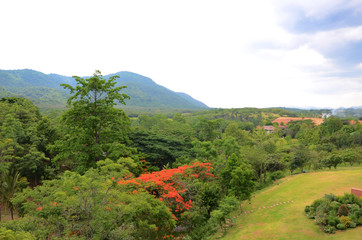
[305,193,361,234]
[0,70,361,239]
[214,167,362,240]
[0,69,208,109]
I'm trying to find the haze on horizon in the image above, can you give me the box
[1,0,361,109]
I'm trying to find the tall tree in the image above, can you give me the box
[52,71,131,172]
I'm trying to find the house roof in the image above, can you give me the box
[263,126,275,131]
[272,117,324,126]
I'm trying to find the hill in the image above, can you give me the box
[216,167,362,240]
[0,69,208,109]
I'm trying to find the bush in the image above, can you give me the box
[348,204,360,214]
[330,201,341,211]
[338,193,359,205]
[304,205,311,213]
[315,210,328,225]
[311,198,329,209]
[339,216,352,228]
[269,171,285,181]
[0,227,35,240]
[358,217,362,226]
[306,192,362,234]
[337,204,349,217]
[324,193,336,202]
[323,225,336,234]
[327,216,340,227]
[336,223,346,230]
[349,222,357,228]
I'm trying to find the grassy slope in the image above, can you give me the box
[217,167,362,240]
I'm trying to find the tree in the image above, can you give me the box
[321,153,342,169]
[340,148,360,166]
[52,71,131,172]
[0,170,20,220]
[290,144,310,173]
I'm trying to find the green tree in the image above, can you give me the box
[290,144,310,173]
[321,153,342,169]
[52,71,131,172]
[340,148,360,166]
[0,170,20,220]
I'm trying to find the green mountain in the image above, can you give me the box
[0,69,208,109]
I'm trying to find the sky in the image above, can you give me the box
[1,0,362,109]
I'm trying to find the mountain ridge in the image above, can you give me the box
[0,69,208,109]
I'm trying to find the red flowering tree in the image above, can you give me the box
[116,162,214,238]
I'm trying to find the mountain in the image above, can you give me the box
[0,69,208,109]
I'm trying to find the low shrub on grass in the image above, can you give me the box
[336,223,346,230]
[323,225,336,234]
[306,192,362,234]
[304,205,311,213]
[349,222,357,228]
[337,204,349,217]
[337,193,360,206]
[339,216,352,227]
[358,217,362,225]
[330,201,341,211]
[327,215,340,227]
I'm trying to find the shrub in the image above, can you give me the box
[336,223,346,230]
[323,225,336,234]
[348,204,360,214]
[350,213,358,224]
[338,193,359,205]
[0,227,35,240]
[269,171,285,181]
[339,216,352,228]
[358,217,362,226]
[315,202,330,225]
[306,193,362,234]
[311,198,330,209]
[304,205,311,213]
[330,201,341,211]
[337,204,349,217]
[324,193,336,202]
[349,222,356,228]
[327,216,340,227]
[315,210,328,225]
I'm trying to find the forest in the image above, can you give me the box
[0,72,361,239]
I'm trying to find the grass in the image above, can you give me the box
[214,166,362,240]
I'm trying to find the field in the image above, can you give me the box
[215,167,362,240]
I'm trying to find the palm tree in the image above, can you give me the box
[0,170,20,220]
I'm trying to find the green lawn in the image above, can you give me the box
[214,167,362,240]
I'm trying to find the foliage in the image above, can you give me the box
[337,204,350,217]
[51,71,131,172]
[323,225,336,234]
[305,193,362,234]
[129,130,190,169]
[11,169,176,239]
[0,227,35,240]
[336,223,347,230]
[339,215,352,227]
[321,153,342,169]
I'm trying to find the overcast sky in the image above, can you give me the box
[1,0,362,108]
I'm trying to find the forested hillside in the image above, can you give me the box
[0,69,208,109]
[0,72,361,239]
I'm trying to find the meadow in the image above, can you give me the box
[216,166,362,240]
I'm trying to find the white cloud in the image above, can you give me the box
[300,26,362,52]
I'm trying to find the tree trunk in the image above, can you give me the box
[10,208,13,220]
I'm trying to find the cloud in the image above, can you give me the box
[0,0,361,108]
